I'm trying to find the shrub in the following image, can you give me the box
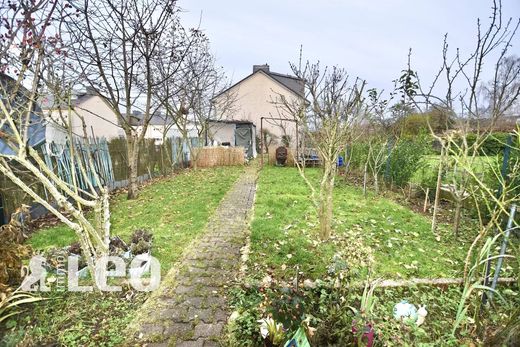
[454,132,512,156]
[387,136,430,187]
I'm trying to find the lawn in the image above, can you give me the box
[228,165,518,346]
[29,166,244,272]
[249,165,468,281]
[2,166,243,346]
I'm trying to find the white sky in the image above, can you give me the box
[180,0,520,96]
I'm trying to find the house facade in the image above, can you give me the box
[211,64,305,152]
[41,89,124,143]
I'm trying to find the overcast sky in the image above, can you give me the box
[180,0,520,96]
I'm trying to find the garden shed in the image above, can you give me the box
[206,119,257,159]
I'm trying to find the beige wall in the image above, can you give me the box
[45,95,123,142]
[73,96,123,139]
[214,72,301,147]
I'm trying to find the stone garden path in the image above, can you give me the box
[129,167,257,346]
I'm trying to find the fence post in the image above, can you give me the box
[172,137,178,165]
[0,193,5,225]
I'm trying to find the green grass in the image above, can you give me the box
[249,166,469,281]
[28,166,243,272]
[411,154,499,184]
[2,166,243,346]
[232,165,518,346]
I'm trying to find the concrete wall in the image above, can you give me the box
[213,71,301,147]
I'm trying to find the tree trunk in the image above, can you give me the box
[453,200,462,236]
[127,136,140,199]
[363,162,368,197]
[374,172,379,195]
[432,146,444,235]
[318,163,334,240]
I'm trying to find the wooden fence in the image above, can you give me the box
[0,136,212,223]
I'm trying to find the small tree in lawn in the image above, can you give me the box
[0,0,110,276]
[278,62,366,239]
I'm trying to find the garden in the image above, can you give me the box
[0,0,519,346]
[224,146,520,345]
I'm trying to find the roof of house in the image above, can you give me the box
[212,64,305,101]
[129,112,173,126]
[208,119,256,126]
[39,86,103,110]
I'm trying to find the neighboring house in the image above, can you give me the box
[211,64,305,150]
[206,119,257,158]
[40,88,125,143]
[131,112,199,145]
[467,115,520,132]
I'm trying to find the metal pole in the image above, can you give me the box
[488,204,517,301]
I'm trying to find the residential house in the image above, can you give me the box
[211,64,305,154]
[40,88,125,143]
[130,112,199,145]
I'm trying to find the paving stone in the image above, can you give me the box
[205,296,226,307]
[188,307,214,322]
[130,168,257,345]
[139,323,164,338]
[212,309,228,323]
[175,340,205,347]
[193,322,224,338]
[163,322,193,336]
[145,342,169,347]
[174,285,197,295]
[183,296,205,308]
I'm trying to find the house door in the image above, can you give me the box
[235,125,253,158]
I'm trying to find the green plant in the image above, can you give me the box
[0,288,44,324]
[258,317,286,346]
[387,136,430,187]
[348,278,379,346]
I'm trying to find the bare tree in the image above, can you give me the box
[0,0,110,275]
[406,0,519,236]
[278,62,366,239]
[67,0,184,199]
[403,0,519,335]
[155,29,235,168]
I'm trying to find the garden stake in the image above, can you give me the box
[489,204,517,301]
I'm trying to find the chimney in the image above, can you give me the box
[253,64,270,73]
